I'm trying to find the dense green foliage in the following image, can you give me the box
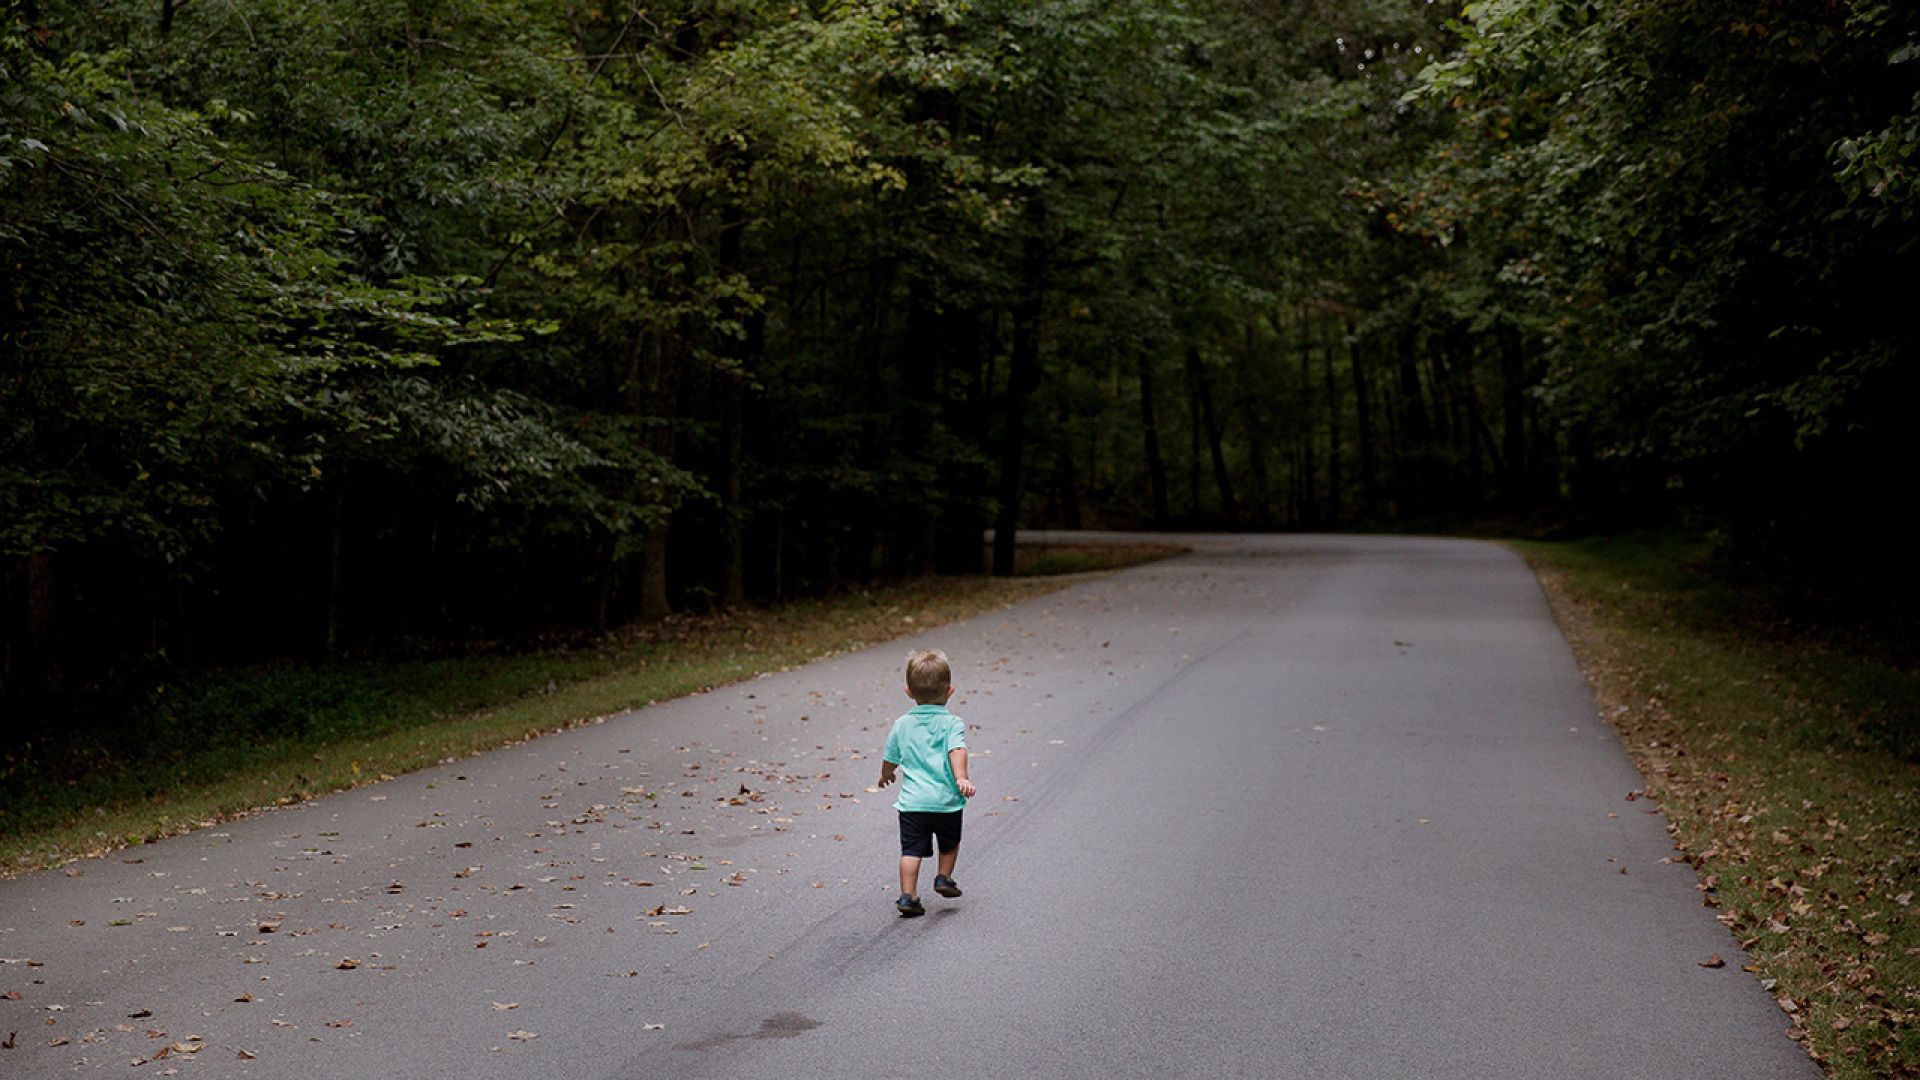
[4,1,1913,697]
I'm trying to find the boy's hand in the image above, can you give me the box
[877,762,897,789]
[956,777,976,798]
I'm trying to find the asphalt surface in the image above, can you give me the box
[0,534,1818,1079]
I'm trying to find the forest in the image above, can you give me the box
[5,0,1916,696]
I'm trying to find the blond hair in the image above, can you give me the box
[905,648,951,703]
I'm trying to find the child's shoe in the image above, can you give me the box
[933,874,962,898]
[896,892,925,917]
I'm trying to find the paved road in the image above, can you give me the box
[0,535,1816,1078]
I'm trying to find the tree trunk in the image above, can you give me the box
[1296,308,1318,526]
[1442,342,1501,501]
[905,281,942,574]
[1500,330,1527,504]
[1187,346,1238,526]
[1137,353,1171,528]
[25,552,59,690]
[1322,325,1342,523]
[772,514,787,601]
[1054,411,1083,531]
[1398,324,1430,444]
[716,204,753,609]
[1185,360,1201,517]
[992,296,1040,574]
[639,527,671,619]
[718,367,746,607]
[325,483,347,660]
[992,207,1046,576]
[638,334,679,621]
[1347,321,1378,520]
[594,535,617,633]
[170,571,193,674]
[1236,319,1271,527]
[936,308,990,574]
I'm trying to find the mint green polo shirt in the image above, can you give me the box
[883,704,968,813]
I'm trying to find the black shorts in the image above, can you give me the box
[898,809,963,858]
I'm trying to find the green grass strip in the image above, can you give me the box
[2,571,1127,877]
[1512,532,1918,1078]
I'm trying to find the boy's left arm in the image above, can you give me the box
[948,747,976,798]
[877,760,898,789]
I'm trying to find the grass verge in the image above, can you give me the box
[1,551,1179,878]
[1010,540,1189,577]
[1512,532,1918,1078]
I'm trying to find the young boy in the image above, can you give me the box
[877,648,976,917]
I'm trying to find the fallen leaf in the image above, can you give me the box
[128,1009,153,1019]
[325,1019,353,1029]
[492,1003,519,1011]
[233,993,253,1003]
[1699,954,1725,968]
[336,958,361,970]
[0,991,19,1001]
[237,1049,258,1060]
[644,1023,665,1031]
[507,1029,539,1041]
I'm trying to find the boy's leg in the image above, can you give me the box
[898,812,933,900]
[931,811,963,896]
